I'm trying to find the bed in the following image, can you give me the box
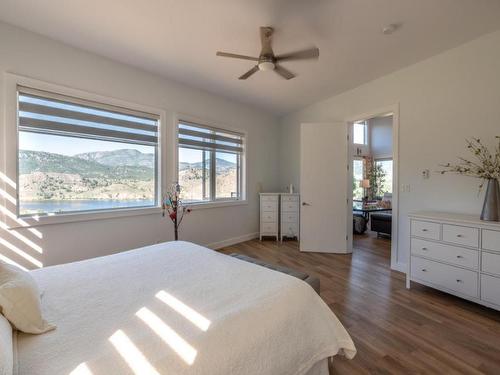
[12,241,355,375]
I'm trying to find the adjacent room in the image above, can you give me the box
[1,1,500,374]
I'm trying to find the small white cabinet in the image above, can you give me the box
[408,211,500,311]
[280,193,300,242]
[259,193,300,242]
[259,193,279,241]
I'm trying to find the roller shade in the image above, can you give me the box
[178,121,244,154]
[17,86,159,145]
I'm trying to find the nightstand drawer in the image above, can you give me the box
[282,201,299,212]
[481,274,500,306]
[261,222,277,233]
[261,195,278,202]
[281,195,299,202]
[411,220,440,240]
[281,212,298,223]
[442,224,479,248]
[411,256,478,298]
[261,211,277,223]
[411,238,478,270]
[282,223,298,237]
[260,201,278,211]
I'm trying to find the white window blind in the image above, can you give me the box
[178,121,243,154]
[17,86,159,145]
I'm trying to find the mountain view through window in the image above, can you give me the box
[18,132,156,216]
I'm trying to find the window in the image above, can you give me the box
[17,86,159,216]
[374,159,393,195]
[352,158,364,200]
[178,121,244,203]
[353,121,368,145]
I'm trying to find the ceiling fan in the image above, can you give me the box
[216,27,320,80]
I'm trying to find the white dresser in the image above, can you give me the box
[260,193,279,241]
[408,211,500,311]
[280,193,300,242]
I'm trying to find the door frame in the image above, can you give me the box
[346,104,402,272]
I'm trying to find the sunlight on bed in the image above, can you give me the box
[69,362,94,375]
[156,290,211,331]
[136,307,198,365]
[109,330,160,375]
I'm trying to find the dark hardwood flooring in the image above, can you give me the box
[220,233,500,374]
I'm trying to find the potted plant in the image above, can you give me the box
[162,183,191,240]
[439,137,500,221]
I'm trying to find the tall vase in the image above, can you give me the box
[481,178,500,221]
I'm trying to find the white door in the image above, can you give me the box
[300,122,351,253]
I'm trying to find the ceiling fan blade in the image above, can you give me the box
[239,65,260,80]
[260,26,274,56]
[216,52,259,61]
[275,47,320,62]
[274,65,295,80]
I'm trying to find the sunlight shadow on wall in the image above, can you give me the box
[109,329,160,375]
[136,307,197,366]
[156,291,211,332]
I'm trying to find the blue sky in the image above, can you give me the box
[20,132,237,163]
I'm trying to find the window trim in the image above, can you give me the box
[175,114,247,207]
[3,73,166,229]
[353,120,368,145]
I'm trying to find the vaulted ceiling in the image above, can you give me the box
[1,0,500,115]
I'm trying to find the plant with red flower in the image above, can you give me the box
[162,183,192,240]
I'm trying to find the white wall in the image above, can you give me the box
[278,30,500,269]
[369,116,393,159]
[0,22,280,269]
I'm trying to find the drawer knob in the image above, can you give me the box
[421,247,428,251]
[456,234,463,238]
[422,229,428,232]
[422,268,427,272]
[456,255,463,259]
[456,279,463,283]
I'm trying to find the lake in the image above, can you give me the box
[20,199,156,215]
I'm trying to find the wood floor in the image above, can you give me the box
[220,234,500,374]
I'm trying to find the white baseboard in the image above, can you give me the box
[206,232,259,250]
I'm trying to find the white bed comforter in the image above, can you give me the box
[14,241,355,375]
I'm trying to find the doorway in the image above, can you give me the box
[347,107,400,271]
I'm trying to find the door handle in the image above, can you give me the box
[302,202,311,206]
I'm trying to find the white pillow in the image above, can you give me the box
[0,314,13,375]
[0,262,55,334]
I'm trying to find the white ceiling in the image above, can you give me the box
[1,0,500,115]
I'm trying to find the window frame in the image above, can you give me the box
[175,116,246,208]
[2,74,166,228]
[374,157,394,195]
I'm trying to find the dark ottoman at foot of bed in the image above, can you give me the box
[230,253,320,294]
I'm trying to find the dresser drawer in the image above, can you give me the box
[482,230,500,252]
[261,201,278,211]
[411,238,478,270]
[411,256,478,298]
[442,224,479,248]
[260,195,278,202]
[261,222,277,233]
[411,220,440,240]
[281,195,299,202]
[261,211,277,223]
[481,251,500,277]
[282,201,299,212]
[281,223,299,237]
[281,212,298,223]
[481,274,500,306]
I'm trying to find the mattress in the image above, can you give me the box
[14,241,355,374]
